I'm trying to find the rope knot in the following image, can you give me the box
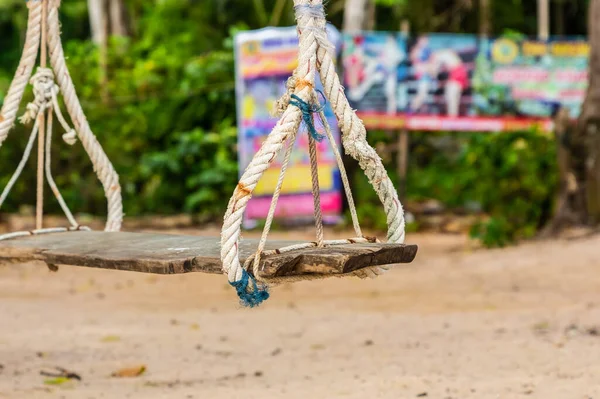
[289,91,326,142]
[20,68,59,125]
[62,130,77,145]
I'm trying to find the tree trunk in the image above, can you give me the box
[109,0,130,37]
[343,0,373,32]
[537,0,550,40]
[579,0,600,224]
[546,0,600,234]
[554,0,565,35]
[87,0,107,45]
[479,0,491,36]
[88,0,129,43]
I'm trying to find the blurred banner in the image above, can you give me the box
[475,37,588,119]
[234,26,343,227]
[343,33,588,132]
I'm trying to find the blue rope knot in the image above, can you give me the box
[289,91,327,142]
[229,269,270,308]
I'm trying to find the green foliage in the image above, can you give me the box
[462,132,557,247]
[350,129,557,247]
[407,130,557,247]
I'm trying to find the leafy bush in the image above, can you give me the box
[461,131,557,247]
[353,130,557,247]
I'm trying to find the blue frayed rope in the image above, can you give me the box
[229,269,270,308]
[289,91,326,142]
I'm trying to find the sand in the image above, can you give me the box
[1,229,600,398]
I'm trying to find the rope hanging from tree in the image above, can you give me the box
[220,0,406,307]
[0,0,123,236]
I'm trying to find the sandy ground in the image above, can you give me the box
[1,228,600,399]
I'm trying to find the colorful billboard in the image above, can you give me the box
[474,37,588,118]
[342,32,589,132]
[234,26,343,227]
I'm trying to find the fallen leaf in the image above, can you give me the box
[271,348,282,356]
[40,367,81,381]
[111,365,146,378]
[101,335,121,343]
[190,323,200,330]
[44,377,71,386]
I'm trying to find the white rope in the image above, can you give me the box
[307,125,325,246]
[45,99,78,227]
[0,123,39,208]
[47,2,123,231]
[317,107,362,238]
[220,0,318,307]
[0,1,42,147]
[0,67,81,232]
[247,129,298,278]
[0,226,91,242]
[220,0,406,306]
[0,67,77,219]
[273,77,362,238]
[312,3,405,246]
[0,2,122,234]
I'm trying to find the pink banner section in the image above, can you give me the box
[246,192,343,220]
[358,112,555,133]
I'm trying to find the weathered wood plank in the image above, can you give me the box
[0,231,418,278]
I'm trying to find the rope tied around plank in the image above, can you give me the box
[220,0,406,307]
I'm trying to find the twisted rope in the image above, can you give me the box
[47,2,123,232]
[0,2,122,234]
[0,226,91,242]
[221,0,318,307]
[0,1,42,147]
[220,0,405,306]
[312,3,405,246]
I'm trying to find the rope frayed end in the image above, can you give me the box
[229,269,270,308]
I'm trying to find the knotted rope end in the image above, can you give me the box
[18,110,36,126]
[62,130,77,145]
[229,269,270,308]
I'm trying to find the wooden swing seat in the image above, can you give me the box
[0,231,418,279]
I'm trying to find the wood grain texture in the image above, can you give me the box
[0,231,418,278]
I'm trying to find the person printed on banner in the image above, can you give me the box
[346,35,406,114]
[344,35,366,92]
[409,37,468,117]
[409,37,434,114]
